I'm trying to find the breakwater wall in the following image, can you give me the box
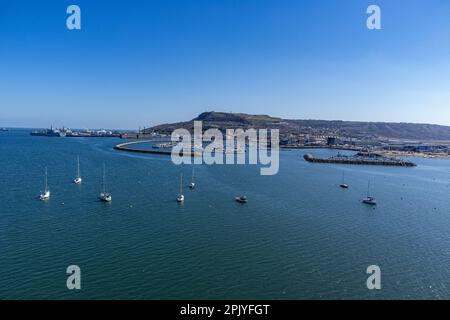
[120,133,171,139]
[114,141,201,157]
[303,154,416,167]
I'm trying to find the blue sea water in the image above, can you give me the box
[1,129,450,299]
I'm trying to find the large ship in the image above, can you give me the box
[30,126,66,137]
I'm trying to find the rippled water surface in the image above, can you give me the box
[1,129,450,299]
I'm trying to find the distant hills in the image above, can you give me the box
[147,111,450,141]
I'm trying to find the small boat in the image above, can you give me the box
[189,166,195,189]
[100,192,112,202]
[0,128,8,132]
[339,172,349,188]
[74,155,82,184]
[362,181,376,205]
[362,196,377,205]
[177,173,184,202]
[235,195,248,203]
[40,167,50,200]
[99,164,112,202]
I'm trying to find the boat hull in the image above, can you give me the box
[40,191,50,201]
[362,198,377,205]
[235,196,248,204]
[100,193,112,202]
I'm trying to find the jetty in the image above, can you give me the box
[303,153,416,167]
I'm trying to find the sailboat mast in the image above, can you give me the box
[45,167,48,192]
[191,166,194,183]
[77,155,80,178]
[367,180,370,197]
[102,164,106,193]
[180,173,183,195]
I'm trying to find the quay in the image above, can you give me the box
[303,153,416,167]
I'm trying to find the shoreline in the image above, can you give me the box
[115,141,450,160]
[379,151,450,159]
[282,146,450,159]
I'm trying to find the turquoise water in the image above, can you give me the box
[1,129,450,299]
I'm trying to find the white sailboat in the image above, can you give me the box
[40,167,50,200]
[362,180,376,205]
[339,171,349,188]
[235,195,248,203]
[99,164,112,202]
[177,173,184,202]
[189,166,195,189]
[74,155,82,184]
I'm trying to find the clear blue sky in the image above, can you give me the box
[1,0,450,129]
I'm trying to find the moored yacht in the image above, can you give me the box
[40,167,50,200]
[362,181,376,205]
[339,172,349,189]
[99,164,112,202]
[100,191,112,202]
[362,196,377,205]
[189,166,195,189]
[235,195,248,203]
[74,155,82,184]
[177,173,184,202]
